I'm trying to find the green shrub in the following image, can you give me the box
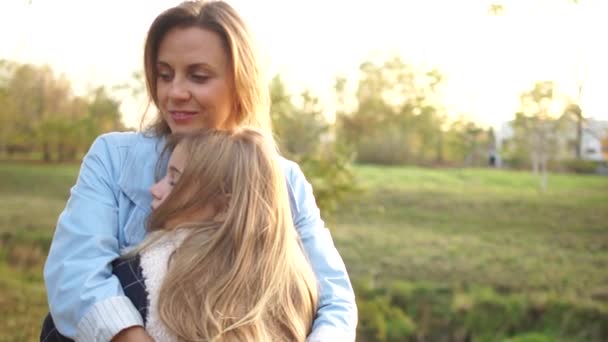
[540,298,608,341]
[562,159,599,174]
[386,307,416,340]
[502,332,554,342]
[353,278,385,301]
[458,288,527,341]
[296,144,358,216]
[0,230,51,271]
[387,281,414,309]
[358,298,390,341]
[353,280,608,342]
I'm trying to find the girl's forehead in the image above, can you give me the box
[168,143,188,168]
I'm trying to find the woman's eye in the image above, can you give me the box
[191,74,209,82]
[157,72,172,81]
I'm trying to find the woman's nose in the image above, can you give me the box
[169,79,190,101]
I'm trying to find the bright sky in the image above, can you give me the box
[1,0,607,129]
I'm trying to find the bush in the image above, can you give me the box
[455,288,527,341]
[358,298,390,341]
[387,281,414,309]
[296,143,358,216]
[540,298,608,341]
[501,154,530,170]
[562,159,599,174]
[502,332,554,342]
[386,307,416,341]
[354,280,608,342]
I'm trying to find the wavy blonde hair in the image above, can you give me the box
[142,128,317,341]
[143,0,271,135]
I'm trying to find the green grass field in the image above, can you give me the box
[1,162,607,341]
[330,166,608,297]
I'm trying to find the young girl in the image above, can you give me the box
[141,128,319,341]
[43,1,356,341]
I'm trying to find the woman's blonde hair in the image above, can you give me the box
[142,0,271,135]
[144,128,317,341]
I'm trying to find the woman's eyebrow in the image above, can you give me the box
[156,61,171,68]
[188,63,216,73]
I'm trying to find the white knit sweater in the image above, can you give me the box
[139,232,187,342]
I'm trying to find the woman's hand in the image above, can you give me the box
[111,326,154,342]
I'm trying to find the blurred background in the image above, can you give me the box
[1,0,607,341]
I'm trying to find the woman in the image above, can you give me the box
[42,1,356,341]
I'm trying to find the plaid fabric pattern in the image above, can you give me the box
[40,255,149,342]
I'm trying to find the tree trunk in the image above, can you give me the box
[531,153,539,175]
[436,131,444,165]
[43,143,51,163]
[576,112,583,159]
[539,158,548,192]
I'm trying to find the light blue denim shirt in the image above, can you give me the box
[43,132,357,341]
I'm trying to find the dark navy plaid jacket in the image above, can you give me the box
[40,256,149,342]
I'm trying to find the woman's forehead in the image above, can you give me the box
[157,27,228,72]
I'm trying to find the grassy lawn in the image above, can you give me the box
[1,162,607,341]
[328,166,608,299]
[0,163,76,342]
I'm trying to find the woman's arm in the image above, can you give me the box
[111,327,153,342]
[43,134,144,340]
[284,161,358,342]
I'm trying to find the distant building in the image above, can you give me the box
[581,120,608,161]
[558,118,608,162]
[494,117,608,164]
[495,121,515,155]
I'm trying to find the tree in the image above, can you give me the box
[337,56,446,165]
[511,81,564,191]
[270,75,356,215]
[270,76,327,157]
[563,102,583,159]
[488,3,505,16]
[0,60,18,156]
[87,86,125,133]
[444,116,491,167]
[1,61,127,162]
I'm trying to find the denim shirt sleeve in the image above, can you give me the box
[284,160,358,341]
[43,134,143,340]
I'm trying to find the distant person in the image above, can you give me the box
[488,150,501,168]
[41,1,357,341]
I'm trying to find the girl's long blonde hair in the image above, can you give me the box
[144,128,317,341]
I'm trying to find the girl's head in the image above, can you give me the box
[143,0,270,135]
[148,127,276,231]
[147,128,318,341]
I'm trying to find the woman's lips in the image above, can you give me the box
[170,111,198,123]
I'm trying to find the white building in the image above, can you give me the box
[494,117,608,163]
[580,120,608,161]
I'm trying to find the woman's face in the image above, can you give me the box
[156,26,237,133]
